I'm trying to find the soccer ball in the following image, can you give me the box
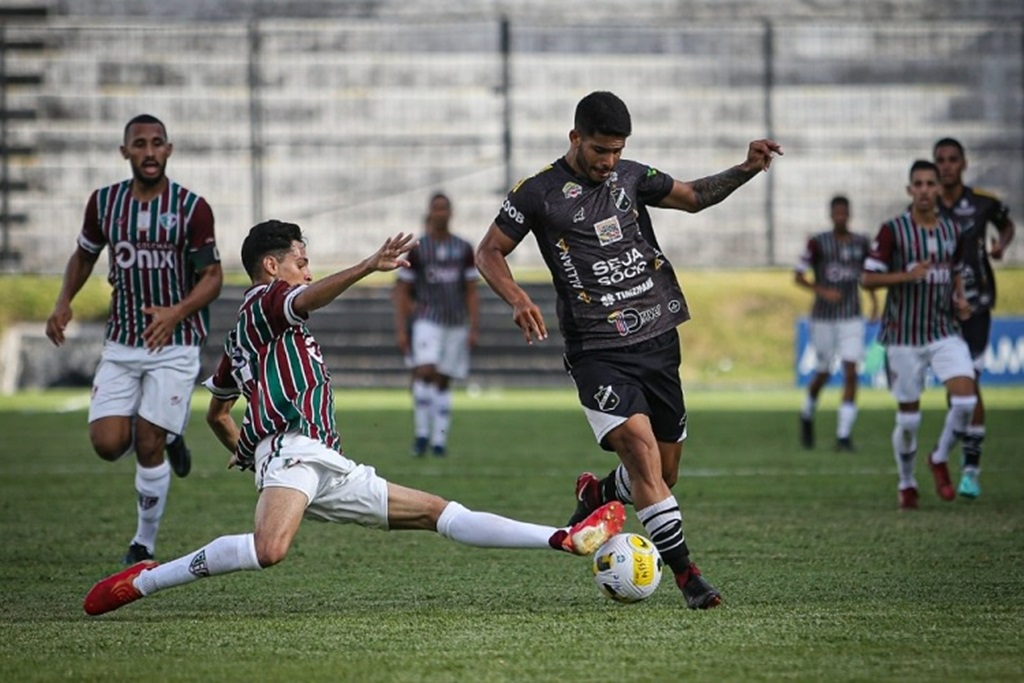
[592,533,663,603]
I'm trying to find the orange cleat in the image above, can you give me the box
[83,560,157,616]
[562,501,626,555]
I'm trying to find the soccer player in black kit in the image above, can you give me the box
[476,91,782,609]
[933,138,1016,499]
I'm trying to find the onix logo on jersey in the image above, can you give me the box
[606,304,661,336]
[113,241,177,270]
[592,247,647,285]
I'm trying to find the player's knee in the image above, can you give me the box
[662,469,678,489]
[254,538,290,568]
[89,434,128,461]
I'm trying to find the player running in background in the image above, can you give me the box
[862,160,975,510]
[795,195,878,452]
[392,193,480,457]
[83,220,624,616]
[476,91,781,609]
[933,138,1016,499]
[45,114,222,564]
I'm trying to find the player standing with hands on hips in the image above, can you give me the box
[476,91,782,609]
[45,114,222,564]
[933,138,1015,499]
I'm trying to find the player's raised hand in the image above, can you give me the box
[369,232,416,272]
[741,139,784,173]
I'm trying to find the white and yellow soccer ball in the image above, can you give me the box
[592,533,663,603]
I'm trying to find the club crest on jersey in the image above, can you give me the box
[594,385,620,412]
[562,182,583,200]
[159,213,178,231]
[611,187,632,212]
[593,216,623,246]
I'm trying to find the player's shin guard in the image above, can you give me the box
[893,411,921,489]
[133,533,261,596]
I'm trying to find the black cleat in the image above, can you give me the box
[166,435,192,478]
[800,415,814,449]
[411,436,428,457]
[835,437,856,452]
[123,542,154,565]
[676,563,722,610]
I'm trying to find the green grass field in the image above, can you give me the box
[1,387,1022,682]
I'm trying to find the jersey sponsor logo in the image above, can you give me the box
[594,385,620,412]
[501,198,525,224]
[668,299,681,314]
[556,239,585,291]
[599,276,653,307]
[646,167,660,178]
[592,247,647,286]
[425,264,463,284]
[905,261,953,284]
[573,208,586,223]
[562,181,582,199]
[611,187,632,212]
[607,304,661,336]
[825,263,861,283]
[593,216,623,246]
[113,241,177,270]
[578,291,592,304]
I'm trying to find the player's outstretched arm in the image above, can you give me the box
[659,139,783,213]
[294,232,415,316]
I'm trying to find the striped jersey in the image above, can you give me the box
[937,186,1012,313]
[796,231,870,320]
[396,233,478,326]
[864,212,965,346]
[204,280,340,465]
[77,178,219,347]
[493,158,687,354]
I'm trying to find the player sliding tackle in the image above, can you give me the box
[84,220,624,616]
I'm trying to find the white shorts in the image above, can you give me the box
[886,336,974,403]
[254,432,390,530]
[810,318,865,373]
[88,341,200,434]
[408,318,471,380]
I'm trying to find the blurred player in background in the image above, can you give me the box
[82,220,624,616]
[795,195,878,452]
[392,193,479,457]
[933,138,1016,499]
[862,160,975,510]
[476,90,782,609]
[45,114,222,564]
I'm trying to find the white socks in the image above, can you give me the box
[132,461,171,553]
[931,395,978,464]
[435,502,554,549]
[134,533,261,596]
[837,401,857,440]
[893,411,921,490]
[412,379,432,441]
[431,389,452,450]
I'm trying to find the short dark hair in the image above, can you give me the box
[830,195,849,210]
[123,114,167,141]
[428,192,451,208]
[574,91,632,138]
[909,159,939,180]
[933,137,964,157]
[241,219,305,279]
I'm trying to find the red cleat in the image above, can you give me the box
[898,486,919,510]
[928,454,955,502]
[83,560,157,616]
[562,501,626,555]
[566,471,602,526]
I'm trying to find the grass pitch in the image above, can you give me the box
[0,387,1022,682]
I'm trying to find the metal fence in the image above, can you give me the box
[3,17,1022,272]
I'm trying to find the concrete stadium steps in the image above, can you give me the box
[200,283,569,388]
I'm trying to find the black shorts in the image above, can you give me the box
[960,309,991,361]
[563,329,687,451]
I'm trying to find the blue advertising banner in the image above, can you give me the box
[795,316,1024,387]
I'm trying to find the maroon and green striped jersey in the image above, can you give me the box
[77,178,219,347]
[209,280,341,464]
[796,230,871,321]
[864,212,965,346]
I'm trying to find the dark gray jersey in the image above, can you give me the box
[494,157,689,353]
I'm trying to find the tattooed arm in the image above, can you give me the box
[658,138,783,213]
